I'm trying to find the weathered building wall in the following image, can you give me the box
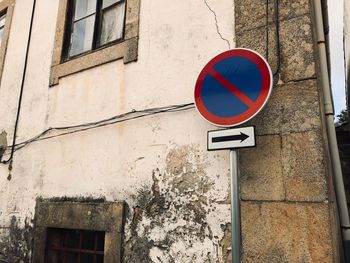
[0,0,340,262]
[236,0,338,262]
[0,0,237,262]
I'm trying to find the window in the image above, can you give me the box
[0,0,15,85]
[50,0,140,86]
[0,13,6,47]
[45,228,105,263]
[66,0,126,59]
[32,201,125,263]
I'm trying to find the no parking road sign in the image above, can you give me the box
[194,49,273,263]
[194,48,272,127]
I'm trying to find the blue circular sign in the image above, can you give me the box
[194,48,273,127]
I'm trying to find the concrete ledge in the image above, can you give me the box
[50,37,138,86]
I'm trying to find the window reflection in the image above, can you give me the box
[74,0,96,21]
[0,14,6,47]
[67,0,126,59]
[100,1,125,46]
[69,15,95,57]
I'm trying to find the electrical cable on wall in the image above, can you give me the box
[5,0,37,171]
[266,0,281,78]
[1,0,280,168]
[273,0,281,77]
[0,102,195,164]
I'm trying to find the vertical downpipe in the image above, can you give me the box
[7,0,36,172]
[313,0,350,261]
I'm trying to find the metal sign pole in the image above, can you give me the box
[194,48,272,263]
[230,150,241,263]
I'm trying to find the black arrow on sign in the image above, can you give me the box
[212,132,249,143]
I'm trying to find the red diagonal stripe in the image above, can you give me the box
[208,68,255,107]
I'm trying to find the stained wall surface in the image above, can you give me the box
[0,0,340,262]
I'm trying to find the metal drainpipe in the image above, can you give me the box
[313,0,350,256]
[6,0,36,170]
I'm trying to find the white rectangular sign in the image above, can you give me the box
[207,126,256,151]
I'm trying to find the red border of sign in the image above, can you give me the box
[194,48,273,127]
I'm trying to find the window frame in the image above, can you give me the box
[63,0,127,60]
[50,0,140,86]
[45,228,106,262]
[32,201,125,263]
[0,0,15,86]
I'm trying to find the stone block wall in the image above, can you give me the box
[235,0,339,262]
[0,0,341,262]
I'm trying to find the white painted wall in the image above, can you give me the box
[0,0,235,261]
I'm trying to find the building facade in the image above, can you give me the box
[0,0,343,262]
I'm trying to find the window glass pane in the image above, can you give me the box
[99,2,125,46]
[96,231,105,251]
[81,230,95,250]
[45,229,63,263]
[69,15,95,57]
[0,28,4,47]
[102,0,122,9]
[0,14,6,28]
[66,253,78,263]
[74,0,96,21]
[45,228,105,263]
[65,229,80,248]
[0,14,6,46]
[97,255,104,263]
[81,253,94,263]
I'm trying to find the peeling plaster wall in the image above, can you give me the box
[0,0,236,262]
[0,0,340,262]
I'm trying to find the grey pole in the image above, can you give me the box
[230,150,241,262]
[313,0,350,254]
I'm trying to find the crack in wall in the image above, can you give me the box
[203,0,231,50]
